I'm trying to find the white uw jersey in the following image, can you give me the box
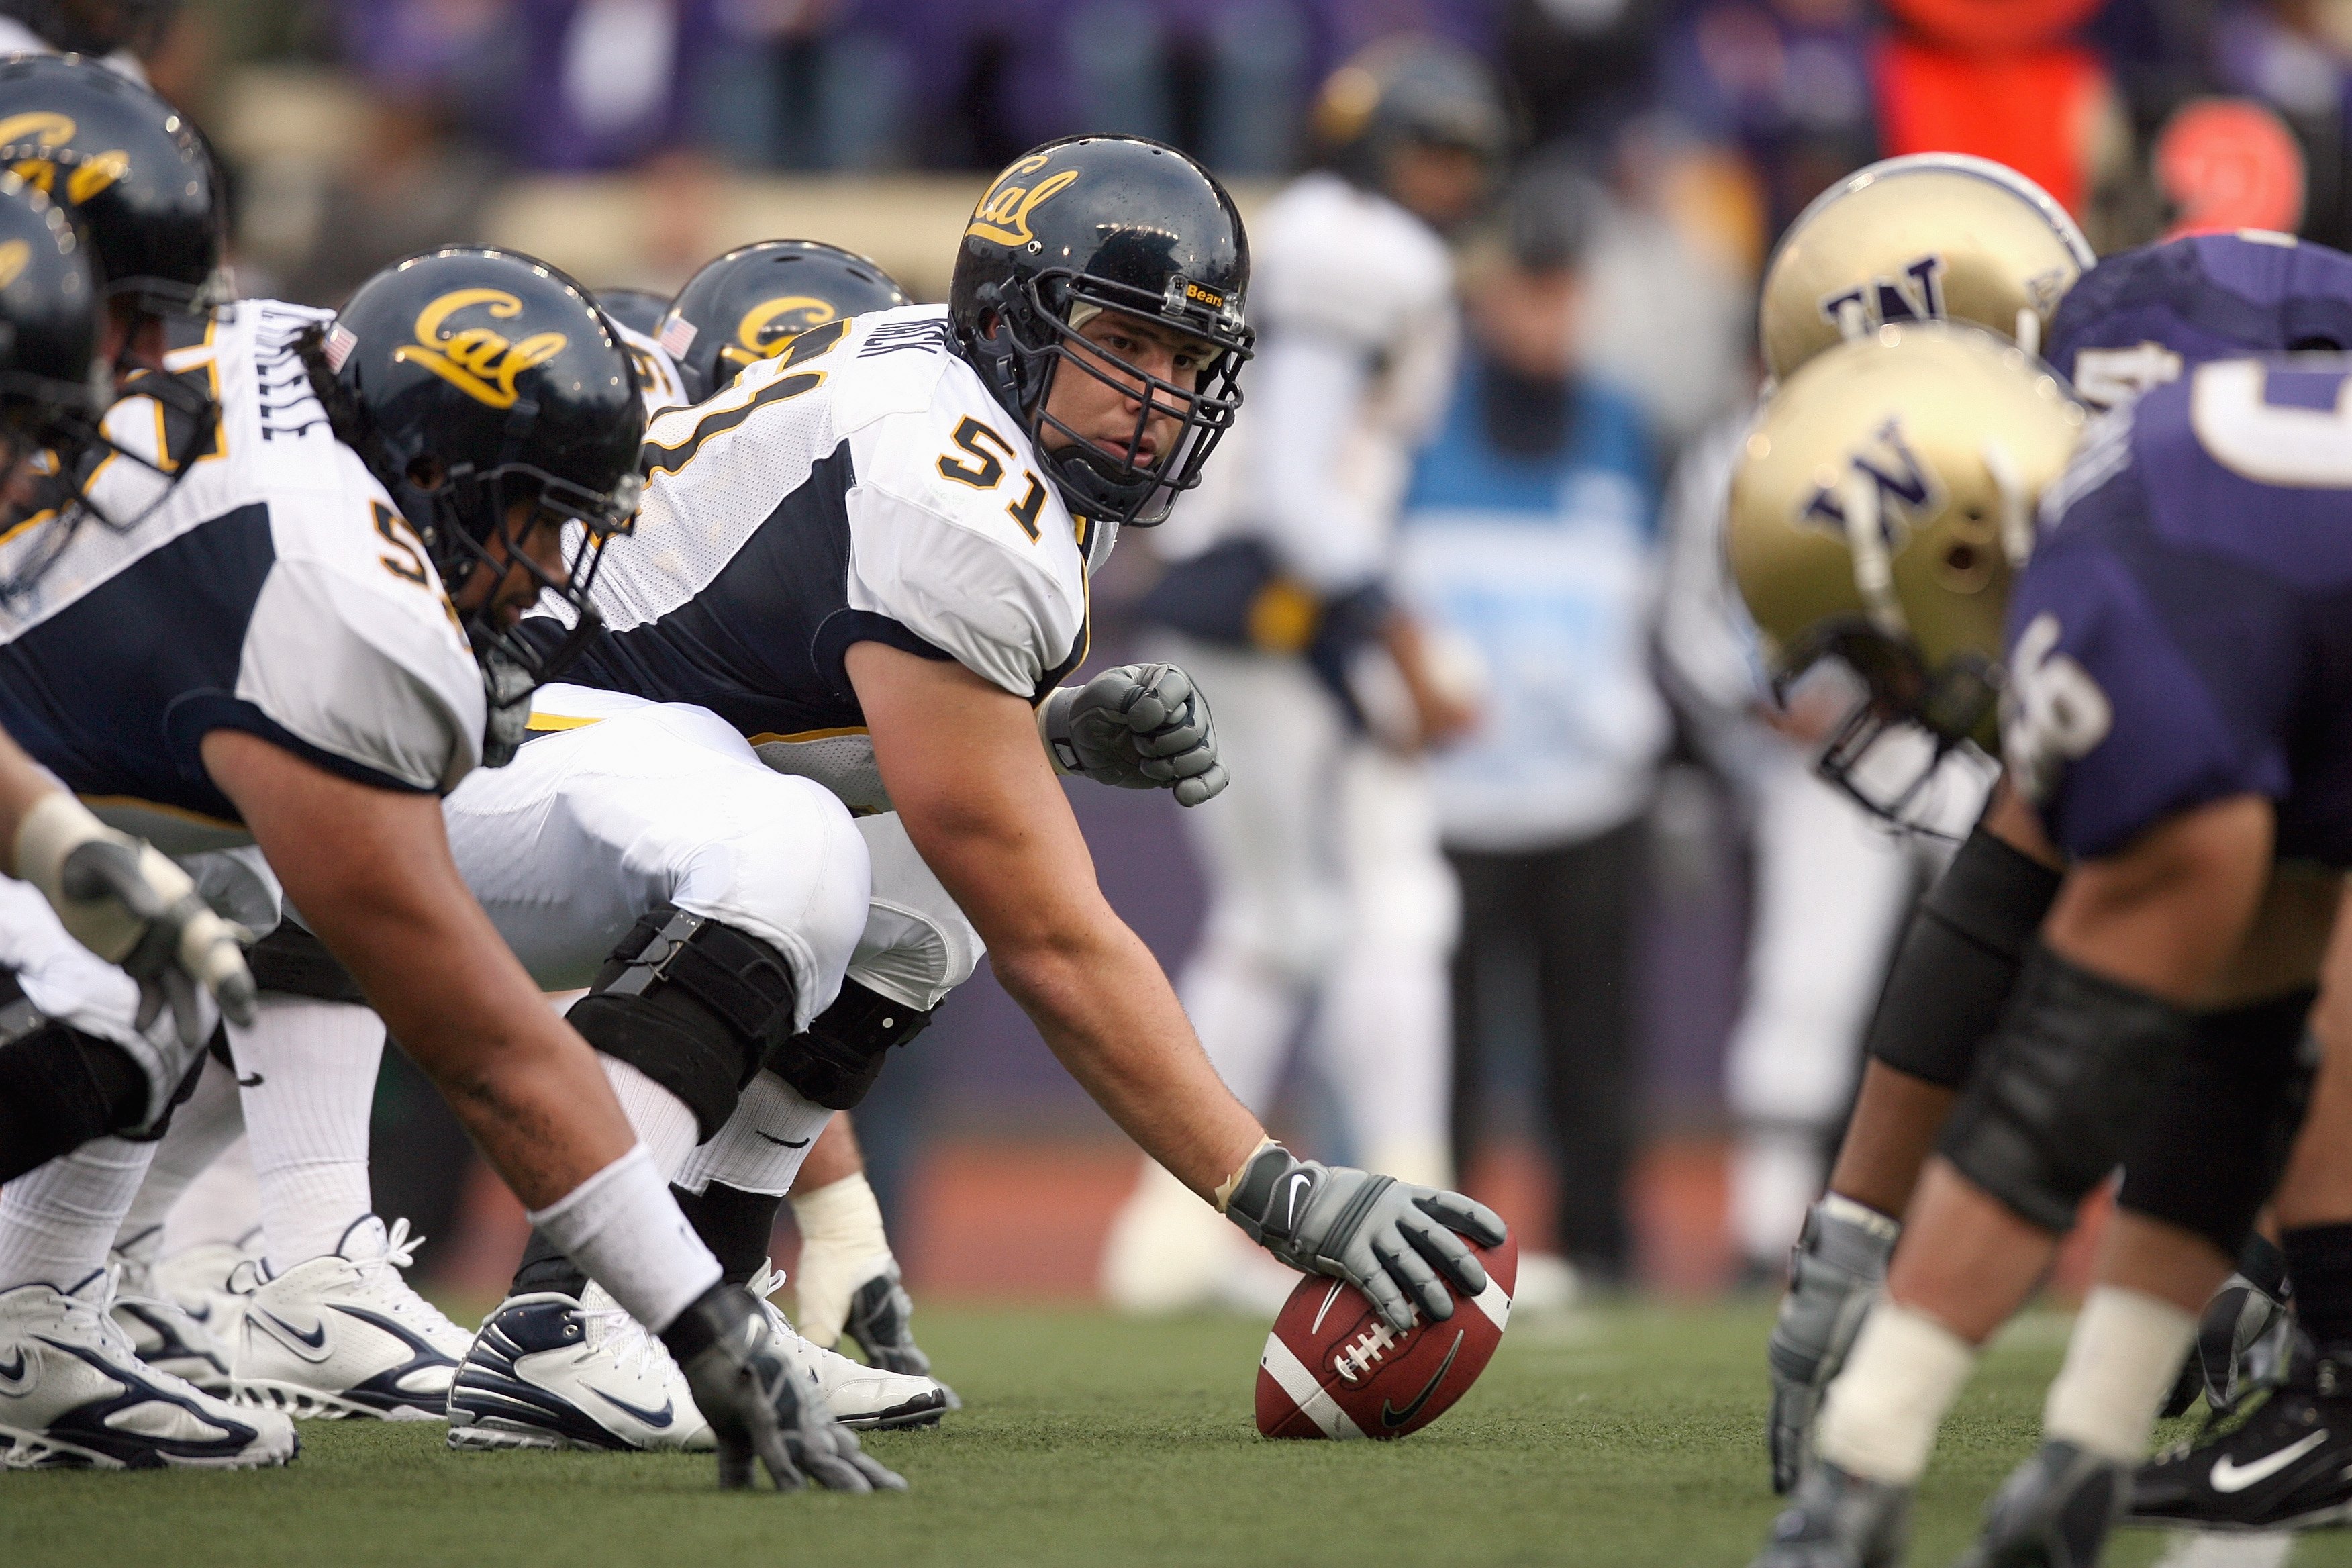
[1158,170,1457,591]
[522,305,1111,814]
[613,318,688,418]
[0,301,486,854]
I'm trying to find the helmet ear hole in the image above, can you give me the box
[406,454,446,493]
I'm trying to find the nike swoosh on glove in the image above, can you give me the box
[663,1283,908,1493]
[1039,663,1228,807]
[1222,1143,1506,1332]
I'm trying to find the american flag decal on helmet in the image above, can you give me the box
[658,316,697,357]
[323,324,358,373]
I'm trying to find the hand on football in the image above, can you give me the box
[1222,1143,1506,1332]
[1040,662,1227,806]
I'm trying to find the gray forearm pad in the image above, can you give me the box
[1938,941,2196,1233]
[1866,825,2063,1089]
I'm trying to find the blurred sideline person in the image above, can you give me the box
[0,0,170,81]
[1105,39,1506,1314]
[424,135,1502,1450]
[1394,167,1669,1292]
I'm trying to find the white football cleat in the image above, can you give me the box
[230,1216,470,1421]
[749,1263,954,1430]
[150,1238,261,1344]
[446,1284,714,1452]
[109,1253,232,1395]
[0,1272,297,1469]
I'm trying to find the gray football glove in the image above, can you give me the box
[1039,662,1226,807]
[17,795,257,1049]
[1222,1142,1506,1332]
[665,1283,908,1493]
[1767,1197,1899,1494]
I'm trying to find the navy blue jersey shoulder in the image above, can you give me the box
[524,443,952,735]
[0,505,430,825]
[2051,234,2352,380]
[2007,359,2352,863]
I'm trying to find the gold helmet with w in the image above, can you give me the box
[1760,154,2094,381]
[1731,322,2085,822]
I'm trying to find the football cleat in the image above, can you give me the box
[748,1263,954,1428]
[446,1285,715,1453]
[150,1236,263,1344]
[2128,1336,2352,1532]
[0,1271,297,1469]
[109,1253,231,1394]
[1749,1461,1913,1568]
[1956,1439,2127,1568]
[230,1215,471,1421]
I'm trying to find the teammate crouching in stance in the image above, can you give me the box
[0,238,897,1490]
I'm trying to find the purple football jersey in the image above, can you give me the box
[2004,356,2352,863]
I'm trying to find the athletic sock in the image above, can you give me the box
[601,1057,701,1180]
[0,1135,156,1291]
[1814,1300,1981,1486]
[231,995,385,1271]
[673,1070,830,1199]
[672,1183,781,1286]
[2283,1223,2352,1353]
[114,1053,246,1261]
[525,1144,720,1333]
[2042,1287,2198,1461]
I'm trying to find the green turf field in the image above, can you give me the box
[6,1300,2351,1567]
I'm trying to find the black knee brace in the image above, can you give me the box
[1867,825,2065,1089]
[244,919,368,1004]
[566,905,799,1140]
[0,977,149,1181]
[2118,988,2318,1256]
[766,979,933,1110]
[1939,942,2197,1232]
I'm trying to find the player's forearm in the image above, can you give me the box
[990,916,1263,1199]
[0,726,58,859]
[206,732,636,1207]
[799,1111,863,1189]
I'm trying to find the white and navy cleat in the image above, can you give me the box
[230,1216,470,1421]
[446,1284,714,1452]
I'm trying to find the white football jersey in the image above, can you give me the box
[524,305,1111,814]
[613,318,688,418]
[1159,170,1458,589]
[0,301,487,852]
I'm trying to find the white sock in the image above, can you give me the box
[232,995,385,1270]
[162,1137,259,1255]
[526,1144,720,1332]
[1816,1300,1982,1485]
[115,1054,246,1261]
[601,1057,701,1180]
[2043,1287,2199,1461]
[0,1136,157,1291]
[674,1070,831,1197]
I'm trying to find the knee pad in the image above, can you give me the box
[566,905,799,1140]
[243,920,366,1004]
[1939,942,2197,1232]
[1867,825,2064,1089]
[766,979,932,1110]
[0,991,148,1181]
[2118,988,2318,1256]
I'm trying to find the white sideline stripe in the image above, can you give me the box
[1259,1334,1364,1440]
[1467,1269,1512,1333]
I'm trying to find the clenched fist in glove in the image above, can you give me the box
[663,1282,908,1493]
[1039,662,1226,807]
[13,792,257,1048]
[1220,1140,1507,1332]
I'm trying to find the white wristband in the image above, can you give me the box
[13,789,109,901]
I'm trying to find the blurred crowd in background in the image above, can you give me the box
[117,0,2341,1305]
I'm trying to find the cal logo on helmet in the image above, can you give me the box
[720,294,838,373]
[393,288,568,411]
[966,154,1079,248]
[0,113,128,207]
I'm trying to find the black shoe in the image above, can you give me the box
[1749,1461,1912,1568]
[2128,1335,2352,1532]
[1956,1439,2126,1568]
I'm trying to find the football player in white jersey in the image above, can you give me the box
[442,136,1506,1434]
[0,146,900,1485]
[1105,42,1506,1311]
[593,288,689,419]
[0,0,167,83]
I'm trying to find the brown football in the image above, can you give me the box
[1255,1230,1516,1440]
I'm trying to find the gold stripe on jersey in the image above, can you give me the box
[746,725,870,746]
[524,712,603,733]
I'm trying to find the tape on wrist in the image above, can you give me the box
[789,1171,889,1255]
[1214,1136,1282,1214]
[13,791,108,899]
